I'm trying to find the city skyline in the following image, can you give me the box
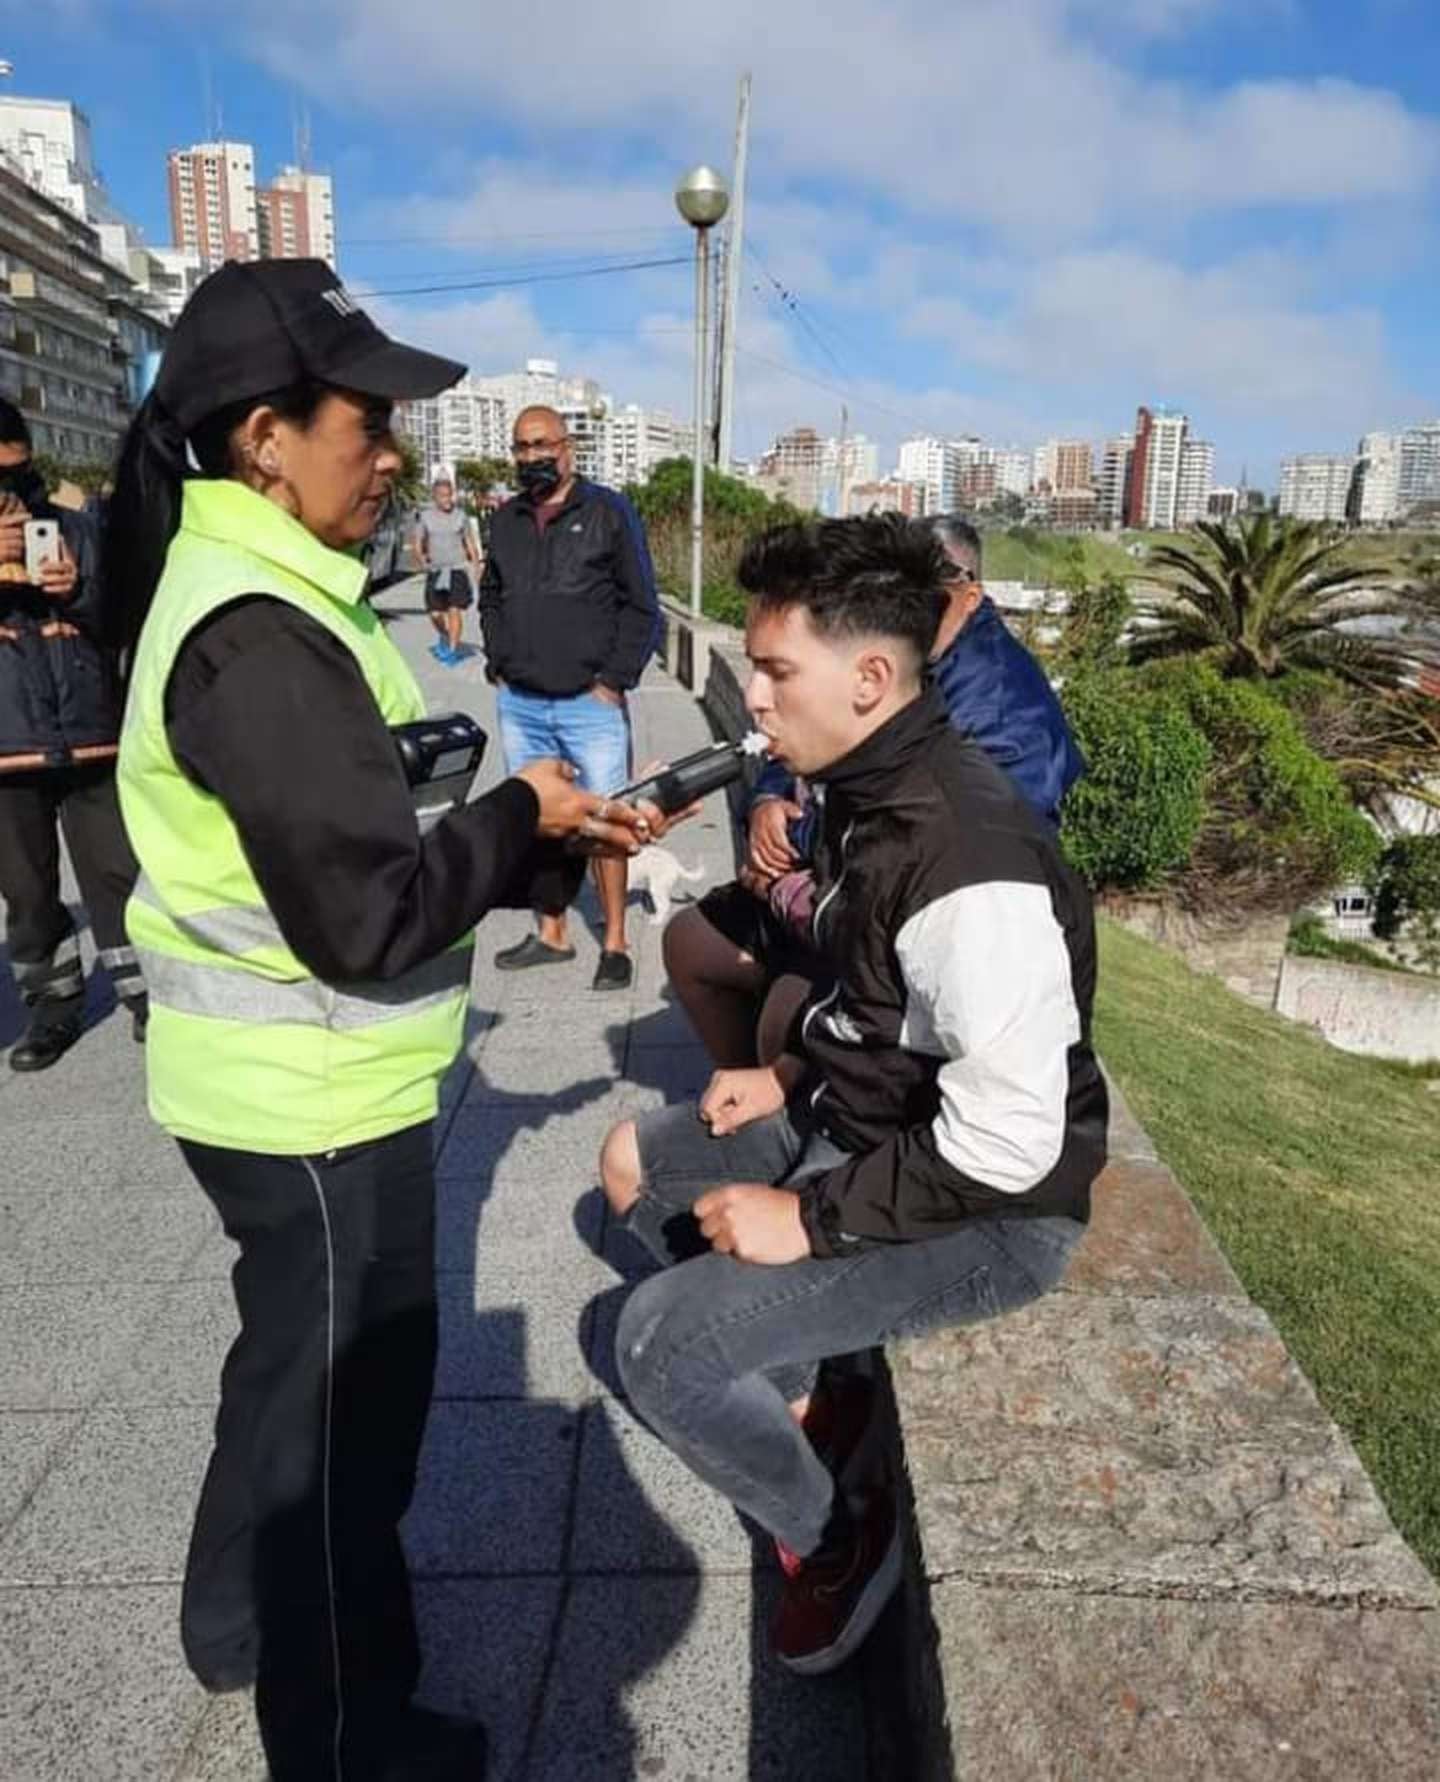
[2,2,1438,486]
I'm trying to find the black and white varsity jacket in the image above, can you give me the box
[790,687,1109,1257]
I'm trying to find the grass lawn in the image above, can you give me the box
[1093,917,1440,1578]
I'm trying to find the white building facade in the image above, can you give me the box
[1352,431,1401,525]
[1397,423,1440,513]
[1175,438,1215,525]
[1277,454,1355,522]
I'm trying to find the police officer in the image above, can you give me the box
[0,400,146,1068]
[106,260,648,1781]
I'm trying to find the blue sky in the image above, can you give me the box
[9,0,1440,483]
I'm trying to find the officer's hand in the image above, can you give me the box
[748,798,802,879]
[627,757,700,842]
[516,758,648,854]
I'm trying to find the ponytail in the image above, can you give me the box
[103,393,189,663]
[103,380,330,669]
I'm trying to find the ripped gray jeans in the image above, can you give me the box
[615,1101,1084,1557]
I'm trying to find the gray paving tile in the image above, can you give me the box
[434,1264,602,1403]
[3,1111,190,1193]
[467,1029,624,1100]
[0,1281,159,1409]
[436,1162,613,1277]
[0,1584,207,1782]
[572,1398,767,1576]
[110,1277,236,1407]
[403,1401,576,1578]
[414,1578,563,1781]
[0,1404,210,1584]
[0,1411,81,1532]
[529,1573,868,1782]
[0,1185,217,1287]
[172,1691,266,1782]
[435,1097,621,1187]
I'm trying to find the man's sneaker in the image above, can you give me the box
[494,934,576,971]
[771,1487,902,1675]
[9,993,86,1072]
[428,639,449,662]
[592,948,632,991]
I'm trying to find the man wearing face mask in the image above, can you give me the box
[0,399,146,1070]
[478,405,660,990]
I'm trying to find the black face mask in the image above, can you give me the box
[517,457,563,500]
[0,463,47,509]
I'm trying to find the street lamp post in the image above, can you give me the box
[675,166,729,619]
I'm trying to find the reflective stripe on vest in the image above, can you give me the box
[137,946,472,1029]
[132,873,288,958]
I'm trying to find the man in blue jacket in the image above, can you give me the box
[664,513,1084,1064]
[479,406,659,990]
[0,400,146,1070]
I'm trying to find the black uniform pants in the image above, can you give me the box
[0,761,142,1004]
[179,1121,438,1782]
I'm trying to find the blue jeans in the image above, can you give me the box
[616,1101,1084,1556]
[497,683,631,795]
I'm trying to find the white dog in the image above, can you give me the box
[628,844,705,926]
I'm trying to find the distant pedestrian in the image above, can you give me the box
[0,399,146,1071]
[414,475,480,665]
[479,405,660,990]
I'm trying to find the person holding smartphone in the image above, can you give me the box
[0,399,147,1070]
[104,259,654,1782]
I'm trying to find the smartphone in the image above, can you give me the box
[23,519,60,582]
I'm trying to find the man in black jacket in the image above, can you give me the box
[0,402,145,1069]
[598,514,1107,1676]
[478,406,659,990]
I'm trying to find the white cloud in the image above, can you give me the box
[194,0,1438,236]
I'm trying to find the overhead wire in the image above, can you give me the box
[351,254,690,299]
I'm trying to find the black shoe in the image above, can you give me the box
[127,993,149,1044]
[493,934,576,971]
[591,949,633,992]
[382,1705,488,1779]
[9,993,86,1072]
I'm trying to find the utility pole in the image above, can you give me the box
[837,403,850,517]
[715,72,750,477]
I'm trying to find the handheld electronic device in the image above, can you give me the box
[614,733,769,817]
[391,713,487,829]
[23,519,61,582]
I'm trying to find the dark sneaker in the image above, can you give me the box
[802,1370,878,1489]
[771,1488,902,1675]
[9,993,86,1072]
[591,949,633,992]
[493,934,576,971]
[381,1705,488,1779]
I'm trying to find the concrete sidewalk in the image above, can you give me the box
[0,580,869,1780]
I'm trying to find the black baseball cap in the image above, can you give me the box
[154,258,465,434]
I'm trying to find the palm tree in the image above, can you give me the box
[1129,514,1439,688]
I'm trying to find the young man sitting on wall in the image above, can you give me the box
[597,513,1108,1674]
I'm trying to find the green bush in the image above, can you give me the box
[627,459,802,625]
[1145,661,1380,905]
[1371,835,1440,972]
[1286,914,1406,973]
[1060,670,1210,889]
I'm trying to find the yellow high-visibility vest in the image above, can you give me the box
[119,479,471,1153]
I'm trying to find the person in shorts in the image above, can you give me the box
[414,476,480,665]
[479,405,660,990]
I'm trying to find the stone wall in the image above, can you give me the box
[1102,895,1289,1008]
[876,1078,1440,1779]
[1276,955,1440,1064]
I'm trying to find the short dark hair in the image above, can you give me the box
[0,399,32,450]
[737,513,948,666]
[925,513,982,578]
